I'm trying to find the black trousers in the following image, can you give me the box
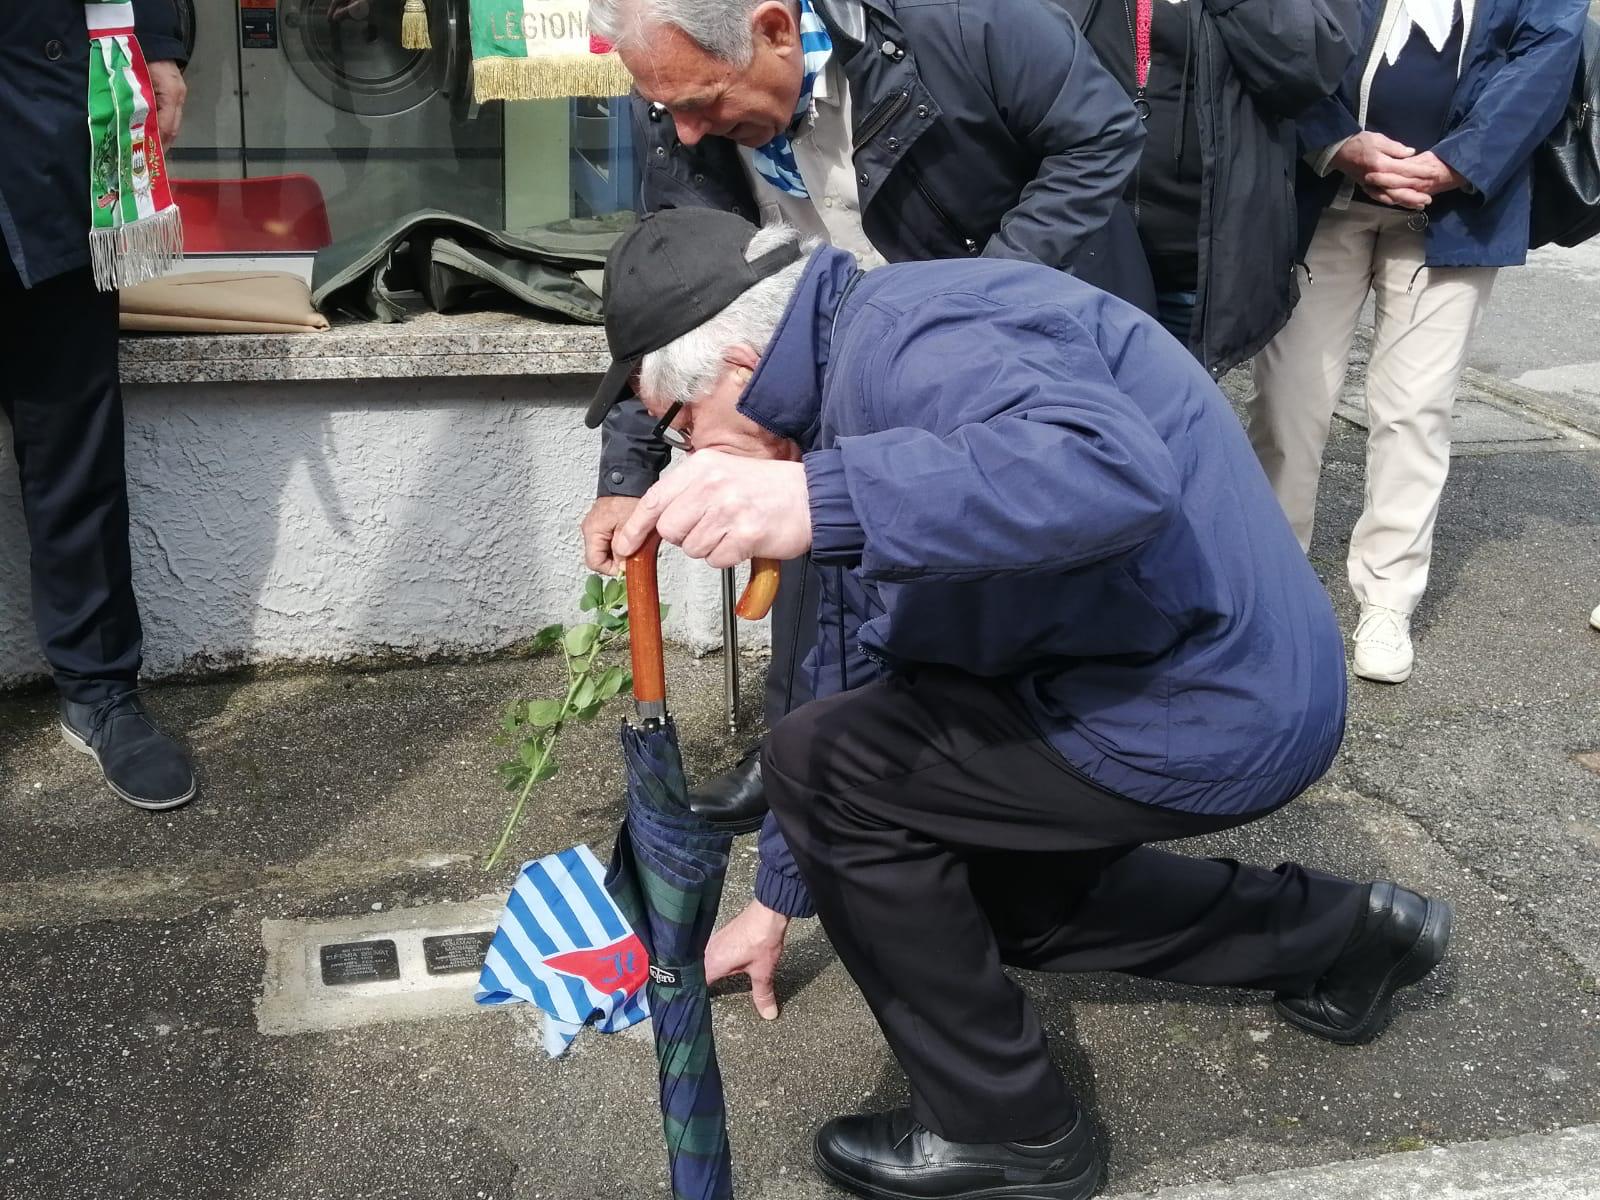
[0,256,142,704]
[764,667,1366,1144]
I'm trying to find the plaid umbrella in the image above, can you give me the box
[605,533,736,1200]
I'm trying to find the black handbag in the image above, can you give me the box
[1529,18,1600,250]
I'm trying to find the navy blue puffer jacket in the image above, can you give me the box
[749,246,1347,916]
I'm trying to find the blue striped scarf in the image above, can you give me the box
[476,845,651,1056]
[749,0,833,199]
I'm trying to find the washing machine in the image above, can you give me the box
[173,0,504,248]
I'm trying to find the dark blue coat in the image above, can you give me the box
[751,246,1347,916]
[1295,0,1587,267]
[0,0,185,288]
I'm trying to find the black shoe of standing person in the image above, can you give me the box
[813,1105,1105,1200]
[60,691,197,811]
[686,743,767,833]
[1275,881,1453,1045]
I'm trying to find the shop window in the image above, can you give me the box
[168,1,636,259]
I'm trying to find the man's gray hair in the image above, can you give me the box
[589,0,794,65]
[639,223,814,409]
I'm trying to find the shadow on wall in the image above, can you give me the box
[0,371,760,691]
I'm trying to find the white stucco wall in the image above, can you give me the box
[0,374,769,690]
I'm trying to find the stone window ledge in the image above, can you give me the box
[119,310,610,386]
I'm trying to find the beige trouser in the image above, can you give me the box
[1247,204,1497,615]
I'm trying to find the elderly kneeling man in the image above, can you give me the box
[589,209,1452,1200]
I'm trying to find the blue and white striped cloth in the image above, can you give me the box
[749,0,833,199]
[476,844,651,1057]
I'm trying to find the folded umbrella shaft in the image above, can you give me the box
[605,534,736,1200]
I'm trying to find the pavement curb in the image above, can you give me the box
[1104,1123,1600,1199]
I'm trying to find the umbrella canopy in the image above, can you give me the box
[605,533,736,1200]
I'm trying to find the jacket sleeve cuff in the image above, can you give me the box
[805,449,866,566]
[1296,102,1361,159]
[1307,137,1353,178]
[755,861,816,918]
[133,0,186,65]
[1430,140,1485,201]
[598,462,665,497]
[597,398,669,497]
[138,33,186,65]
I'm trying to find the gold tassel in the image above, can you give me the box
[471,54,635,103]
[401,0,432,50]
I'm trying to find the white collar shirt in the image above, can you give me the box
[737,58,888,271]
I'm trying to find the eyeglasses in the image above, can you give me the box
[651,401,692,451]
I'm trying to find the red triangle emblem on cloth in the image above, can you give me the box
[544,934,649,994]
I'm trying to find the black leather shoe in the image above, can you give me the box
[60,692,197,811]
[813,1105,1104,1200]
[687,743,767,833]
[1275,881,1452,1045]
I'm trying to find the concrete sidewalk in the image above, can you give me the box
[3,357,1599,1198]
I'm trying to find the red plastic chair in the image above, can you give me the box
[171,175,334,253]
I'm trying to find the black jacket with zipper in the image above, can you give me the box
[1068,0,1358,375]
[598,0,1151,497]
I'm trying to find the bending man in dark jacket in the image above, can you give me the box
[590,208,1454,1200]
[581,0,1151,836]
[1,1,196,809]
[1071,0,1357,373]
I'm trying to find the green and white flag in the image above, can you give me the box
[470,1,633,102]
[85,2,183,292]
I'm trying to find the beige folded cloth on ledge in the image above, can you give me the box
[120,271,331,334]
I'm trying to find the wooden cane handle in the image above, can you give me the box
[625,533,666,705]
[736,558,782,620]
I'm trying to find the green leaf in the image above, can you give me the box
[570,677,597,714]
[595,666,627,701]
[564,624,599,657]
[532,755,559,782]
[582,575,605,610]
[602,577,626,609]
[574,703,604,721]
[658,603,671,622]
[519,741,544,770]
[526,698,564,728]
[598,611,628,633]
[500,706,520,735]
[530,624,565,653]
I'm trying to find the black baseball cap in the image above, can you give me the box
[584,208,805,429]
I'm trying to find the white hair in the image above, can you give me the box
[639,223,815,409]
[589,0,795,65]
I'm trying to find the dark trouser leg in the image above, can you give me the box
[762,554,819,725]
[764,668,1364,1144]
[974,847,1362,992]
[0,264,142,704]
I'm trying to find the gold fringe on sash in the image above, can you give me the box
[471,53,634,103]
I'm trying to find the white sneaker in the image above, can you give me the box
[1353,605,1414,684]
